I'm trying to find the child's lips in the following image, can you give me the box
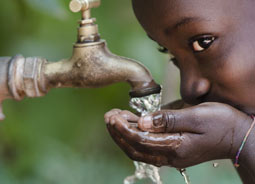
[196,92,211,104]
[197,92,229,105]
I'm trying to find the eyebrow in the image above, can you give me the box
[165,17,207,35]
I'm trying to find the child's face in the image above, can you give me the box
[132,0,255,114]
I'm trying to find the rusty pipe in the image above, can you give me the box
[0,56,46,119]
[0,41,161,120]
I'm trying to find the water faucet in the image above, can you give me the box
[0,0,161,120]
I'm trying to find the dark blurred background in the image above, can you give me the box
[0,0,241,183]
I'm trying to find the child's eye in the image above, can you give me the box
[190,35,216,52]
[157,46,178,65]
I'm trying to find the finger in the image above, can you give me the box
[111,114,184,155]
[138,107,203,134]
[110,115,140,141]
[104,109,122,123]
[107,124,169,167]
[119,110,139,122]
[108,120,200,168]
[107,123,138,157]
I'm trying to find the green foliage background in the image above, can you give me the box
[0,0,242,183]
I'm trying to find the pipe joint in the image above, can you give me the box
[8,55,47,101]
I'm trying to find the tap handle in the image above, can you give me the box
[69,0,101,13]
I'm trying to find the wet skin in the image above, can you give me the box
[105,0,255,183]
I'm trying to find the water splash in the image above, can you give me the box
[124,162,162,184]
[129,93,161,116]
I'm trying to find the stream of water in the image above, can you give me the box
[124,93,162,184]
[125,93,191,184]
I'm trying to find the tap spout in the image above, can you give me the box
[42,41,161,97]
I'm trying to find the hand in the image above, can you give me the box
[104,103,253,168]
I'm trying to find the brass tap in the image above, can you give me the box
[42,41,161,96]
[0,0,161,120]
[42,0,161,97]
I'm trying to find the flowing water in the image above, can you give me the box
[125,93,191,184]
[125,93,162,184]
[129,93,162,116]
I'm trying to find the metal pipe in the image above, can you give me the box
[0,38,161,120]
[0,57,12,120]
[0,41,160,120]
[41,41,161,97]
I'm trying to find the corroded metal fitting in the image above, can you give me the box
[8,55,47,100]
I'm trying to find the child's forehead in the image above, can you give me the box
[133,0,244,19]
[133,0,244,33]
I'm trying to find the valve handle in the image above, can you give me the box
[70,0,101,42]
[69,0,101,13]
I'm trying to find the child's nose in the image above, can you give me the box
[180,77,211,105]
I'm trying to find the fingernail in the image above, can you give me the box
[153,114,163,127]
[122,114,128,119]
[139,115,153,129]
[110,119,115,125]
[109,117,116,125]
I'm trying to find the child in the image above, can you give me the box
[104,0,255,183]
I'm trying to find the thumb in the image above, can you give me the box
[138,107,202,133]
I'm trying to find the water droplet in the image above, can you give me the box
[76,61,82,68]
[179,168,191,184]
[213,163,219,168]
